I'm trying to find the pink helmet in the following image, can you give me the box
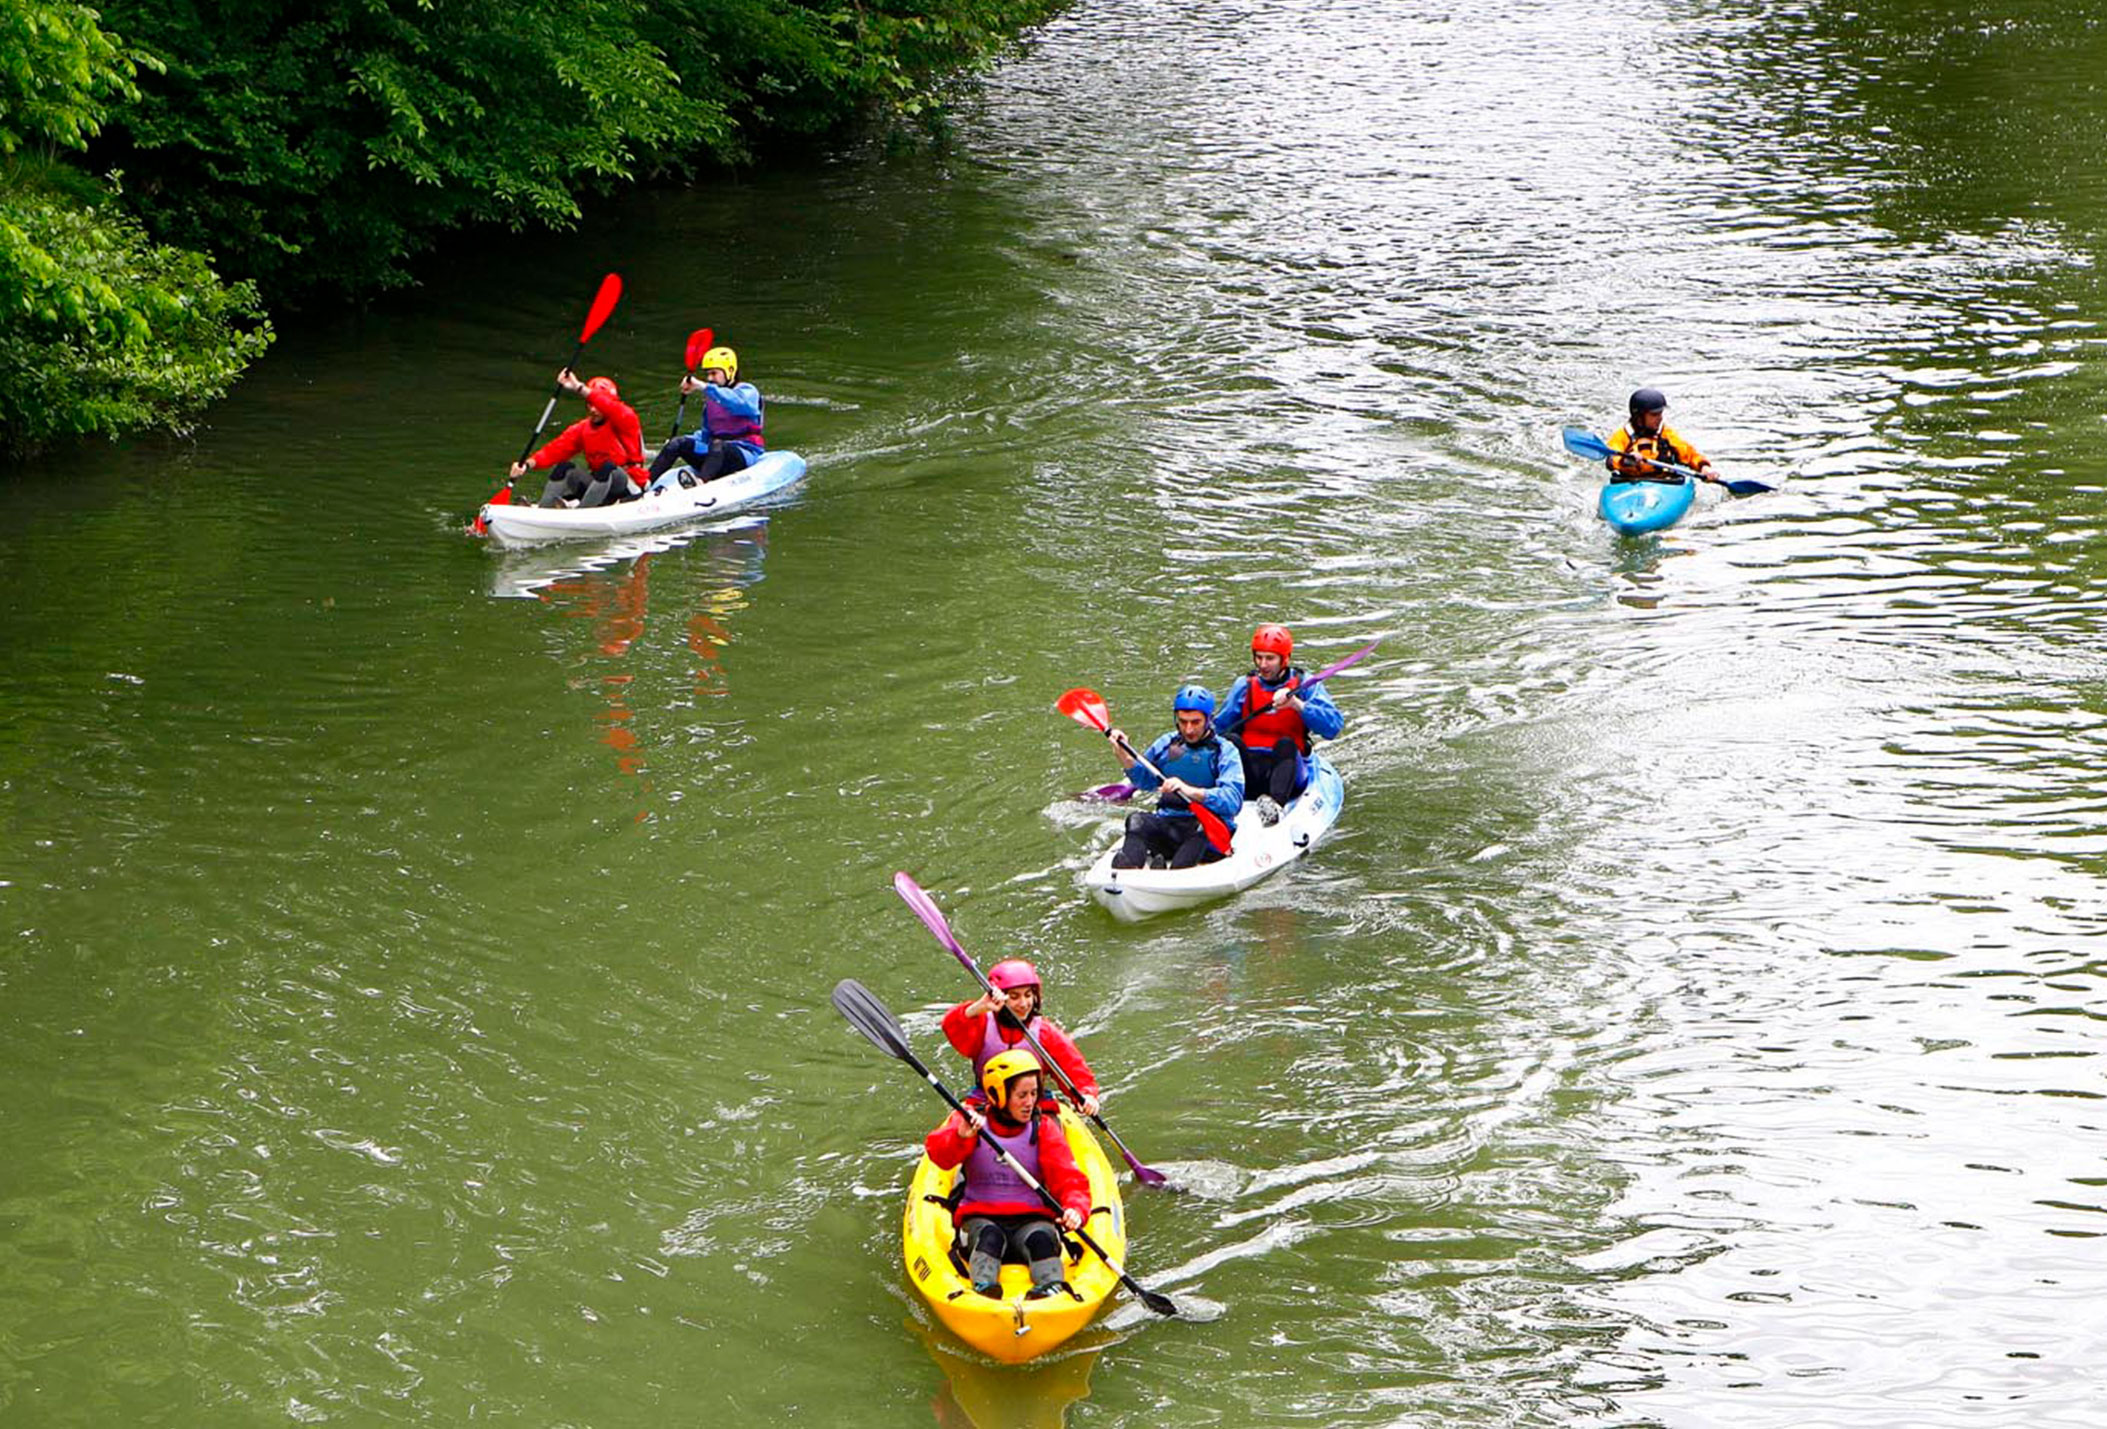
[988,959,1041,992]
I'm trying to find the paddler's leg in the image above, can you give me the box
[1168,819,1214,869]
[1113,812,1174,869]
[960,1217,1007,1296]
[691,441,753,484]
[1018,1222,1068,1297]
[1267,739,1306,803]
[578,464,641,508]
[648,436,699,480]
[537,461,580,507]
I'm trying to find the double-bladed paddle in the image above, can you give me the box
[472,273,624,533]
[892,872,1171,1188]
[1075,637,1382,804]
[830,977,1181,1317]
[1054,688,1233,853]
[666,327,714,442]
[1561,426,1774,496]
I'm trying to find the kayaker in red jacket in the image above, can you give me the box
[924,1051,1090,1299]
[940,958,1102,1117]
[508,369,649,508]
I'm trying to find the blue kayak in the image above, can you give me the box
[1598,477,1695,535]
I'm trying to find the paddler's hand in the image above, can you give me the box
[508,460,529,479]
[1059,1207,1083,1232]
[957,1107,986,1136]
[1700,464,1723,485]
[968,990,1002,1018]
[1078,1093,1100,1117]
[557,367,585,395]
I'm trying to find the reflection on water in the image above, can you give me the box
[508,518,772,803]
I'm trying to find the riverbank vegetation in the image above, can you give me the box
[1,0,1064,456]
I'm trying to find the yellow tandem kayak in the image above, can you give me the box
[902,1105,1128,1365]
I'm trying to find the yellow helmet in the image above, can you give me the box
[980,1050,1041,1114]
[700,346,738,382]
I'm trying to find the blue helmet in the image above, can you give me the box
[1173,684,1216,718]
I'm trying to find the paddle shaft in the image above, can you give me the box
[894,875,1167,1186]
[1565,426,1771,494]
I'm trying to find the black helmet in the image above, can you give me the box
[1629,388,1668,420]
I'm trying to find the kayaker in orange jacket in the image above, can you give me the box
[924,1052,1090,1300]
[1606,388,1724,485]
[508,370,649,508]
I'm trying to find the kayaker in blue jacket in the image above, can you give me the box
[1106,685,1243,869]
[646,345,765,488]
[1217,623,1343,826]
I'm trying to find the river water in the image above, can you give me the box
[4,0,2105,1424]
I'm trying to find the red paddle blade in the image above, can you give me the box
[684,327,713,370]
[1194,802,1233,854]
[488,487,512,506]
[579,272,622,343]
[1055,687,1112,733]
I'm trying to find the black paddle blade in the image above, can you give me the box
[1137,1286,1178,1317]
[832,978,912,1062]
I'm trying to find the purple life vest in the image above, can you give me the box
[973,1012,1047,1084]
[702,387,764,447]
[962,1110,1046,1207]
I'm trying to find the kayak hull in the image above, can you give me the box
[903,1106,1128,1365]
[478,450,807,549]
[1598,477,1695,535]
[1082,754,1344,922]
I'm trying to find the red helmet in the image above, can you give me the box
[585,376,620,400]
[988,959,1040,991]
[1252,623,1293,659]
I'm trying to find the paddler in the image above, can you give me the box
[510,370,650,508]
[1105,685,1244,870]
[941,959,1102,1118]
[646,344,765,488]
[924,1051,1089,1301]
[1217,623,1344,827]
[1605,388,1724,486]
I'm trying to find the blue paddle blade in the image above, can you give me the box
[1562,426,1613,462]
[1723,478,1775,496]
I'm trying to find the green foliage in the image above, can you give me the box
[650,0,1067,135]
[99,0,732,296]
[0,162,273,454]
[0,0,156,155]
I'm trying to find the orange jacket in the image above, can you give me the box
[1607,422,1706,478]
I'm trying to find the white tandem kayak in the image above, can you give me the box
[1082,754,1344,922]
[477,450,807,550]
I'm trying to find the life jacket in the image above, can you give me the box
[1236,668,1308,753]
[1611,425,1695,484]
[972,1010,1047,1085]
[702,386,764,448]
[962,1107,1047,1208]
[1155,732,1227,818]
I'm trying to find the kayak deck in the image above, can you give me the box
[1598,476,1695,535]
[903,1105,1128,1365]
[1082,754,1344,922]
[478,449,806,549]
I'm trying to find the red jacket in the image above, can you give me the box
[924,1099,1091,1221]
[941,1000,1101,1102]
[528,387,646,479]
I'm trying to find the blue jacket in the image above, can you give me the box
[1218,668,1344,747]
[688,381,765,455]
[1124,729,1244,823]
